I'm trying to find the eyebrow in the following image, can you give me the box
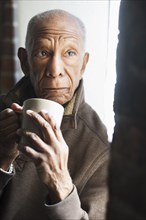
[33,36,82,47]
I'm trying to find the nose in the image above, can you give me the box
[46,55,63,78]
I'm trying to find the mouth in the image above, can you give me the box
[41,87,69,95]
[43,87,69,91]
[44,87,67,90]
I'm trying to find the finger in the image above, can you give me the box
[17,128,50,153]
[0,113,19,143]
[11,103,23,113]
[18,145,53,170]
[0,130,18,141]
[7,131,19,143]
[0,108,15,120]
[0,113,18,127]
[0,122,19,137]
[0,110,20,134]
[18,144,41,161]
[40,110,63,141]
[26,110,57,143]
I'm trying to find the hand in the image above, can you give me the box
[17,110,73,203]
[0,103,22,170]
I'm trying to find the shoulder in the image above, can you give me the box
[77,102,109,147]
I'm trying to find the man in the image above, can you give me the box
[0,9,109,220]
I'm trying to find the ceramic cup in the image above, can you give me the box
[21,98,64,145]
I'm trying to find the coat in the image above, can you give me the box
[0,77,110,220]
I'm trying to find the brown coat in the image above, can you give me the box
[0,77,109,220]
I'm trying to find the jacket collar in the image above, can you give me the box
[62,79,85,129]
[3,76,85,129]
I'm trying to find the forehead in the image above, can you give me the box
[36,14,83,32]
[31,15,84,42]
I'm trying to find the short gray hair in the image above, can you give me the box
[25,9,87,51]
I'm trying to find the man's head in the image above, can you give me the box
[18,9,89,105]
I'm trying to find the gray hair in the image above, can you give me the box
[25,9,87,51]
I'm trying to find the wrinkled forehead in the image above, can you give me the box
[26,14,85,50]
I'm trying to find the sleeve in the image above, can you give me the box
[45,186,89,220]
[45,149,109,220]
[79,152,109,220]
[0,164,15,191]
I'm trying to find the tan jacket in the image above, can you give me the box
[0,77,110,220]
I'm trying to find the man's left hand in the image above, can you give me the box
[17,110,73,203]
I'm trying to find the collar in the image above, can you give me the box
[62,80,85,129]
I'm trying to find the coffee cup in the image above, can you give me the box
[21,98,64,145]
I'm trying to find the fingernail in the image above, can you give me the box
[41,109,48,114]
[26,110,33,114]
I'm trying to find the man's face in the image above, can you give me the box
[23,17,89,105]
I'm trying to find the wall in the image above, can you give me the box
[107,0,146,219]
[17,0,120,141]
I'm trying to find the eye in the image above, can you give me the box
[66,50,77,57]
[35,50,51,58]
[37,50,48,57]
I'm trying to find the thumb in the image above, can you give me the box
[11,103,23,113]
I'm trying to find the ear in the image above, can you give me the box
[80,52,89,75]
[17,47,30,76]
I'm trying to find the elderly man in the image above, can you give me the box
[0,9,109,220]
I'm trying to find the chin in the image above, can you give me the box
[40,96,66,105]
[37,90,72,105]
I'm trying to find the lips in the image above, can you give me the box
[43,87,69,91]
[44,87,68,90]
[42,87,69,95]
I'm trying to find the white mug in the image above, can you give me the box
[21,98,64,145]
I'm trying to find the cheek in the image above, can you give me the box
[69,63,83,82]
[69,72,82,94]
[29,68,41,93]
[29,61,44,82]
[30,74,38,93]
[29,57,45,73]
